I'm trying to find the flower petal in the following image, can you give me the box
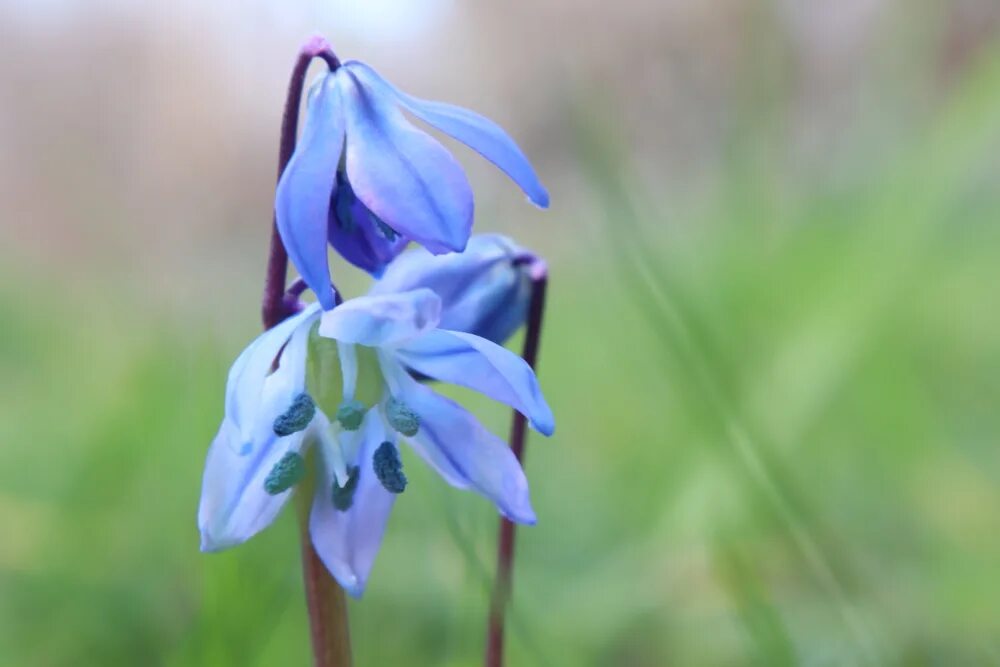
[198,320,316,551]
[198,421,309,552]
[385,358,536,524]
[338,67,474,254]
[318,289,441,348]
[370,234,532,345]
[225,304,321,445]
[395,329,555,436]
[346,61,549,208]
[275,74,345,309]
[199,308,320,550]
[310,409,395,597]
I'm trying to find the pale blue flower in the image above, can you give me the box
[371,234,541,346]
[275,60,549,308]
[198,290,553,596]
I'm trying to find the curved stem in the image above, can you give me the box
[262,35,341,330]
[260,35,351,667]
[484,262,548,667]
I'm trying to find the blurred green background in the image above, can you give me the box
[2,1,1000,665]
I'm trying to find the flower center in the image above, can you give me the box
[335,399,366,431]
[333,172,358,233]
[333,171,401,240]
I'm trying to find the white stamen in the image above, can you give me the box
[375,349,407,396]
[315,420,350,487]
[338,342,358,400]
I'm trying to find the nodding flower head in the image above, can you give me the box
[198,289,553,598]
[275,60,549,309]
[371,233,543,346]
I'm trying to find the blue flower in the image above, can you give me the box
[275,60,549,309]
[198,290,554,596]
[370,234,542,346]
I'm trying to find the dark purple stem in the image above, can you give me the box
[260,36,350,667]
[485,261,549,667]
[261,35,340,330]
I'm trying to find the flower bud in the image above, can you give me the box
[370,234,537,346]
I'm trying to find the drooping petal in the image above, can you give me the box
[199,307,320,550]
[383,356,536,524]
[395,329,555,436]
[310,409,395,597]
[225,304,321,446]
[198,420,310,551]
[327,178,408,274]
[275,74,345,309]
[198,321,316,551]
[370,234,532,345]
[318,289,441,348]
[346,60,549,208]
[337,67,474,254]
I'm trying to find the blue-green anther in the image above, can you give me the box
[373,442,407,494]
[331,465,360,511]
[336,399,366,431]
[386,397,420,436]
[373,215,399,241]
[263,452,306,495]
[273,393,316,437]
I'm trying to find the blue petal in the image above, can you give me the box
[318,289,441,348]
[275,74,345,310]
[383,357,536,524]
[395,329,555,436]
[310,409,395,597]
[371,234,517,296]
[370,234,532,345]
[199,319,316,551]
[225,304,321,445]
[337,67,474,254]
[461,279,531,348]
[346,61,549,208]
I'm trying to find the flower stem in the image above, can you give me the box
[261,35,351,667]
[296,479,353,667]
[484,262,549,667]
[262,35,340,330]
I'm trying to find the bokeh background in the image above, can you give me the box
[2,1,1000,665]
